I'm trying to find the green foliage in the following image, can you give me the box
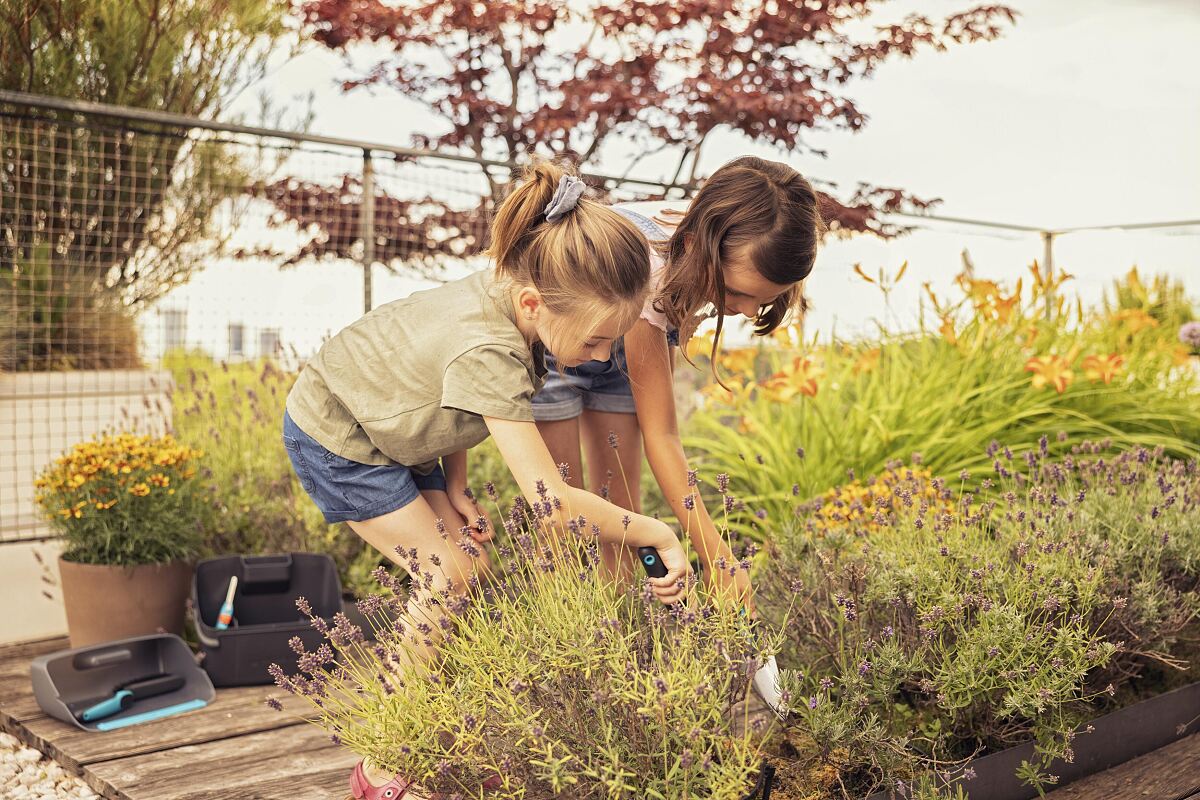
[758,441,1200,796]
[166,351,377,596]
[272,494,775,800]
[684,265,1200,535]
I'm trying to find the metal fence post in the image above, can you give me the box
[361,148,376,314]
[1042,230,1056,318]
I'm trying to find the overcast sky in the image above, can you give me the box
[160,0,1200,356]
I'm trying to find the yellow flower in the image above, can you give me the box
[719,347,759,378]
[1082,354,1124,384]
[129,482,151,497]
[1112,309,1159,334]
[993,282,1022,325]
[853,348,881,375]
[760,356,821,401]
[938,315,958,345]
[1025,355,1074,394]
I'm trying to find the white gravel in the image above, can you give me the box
[1,732,98,799]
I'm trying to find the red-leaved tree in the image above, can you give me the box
[266,0,1016,272]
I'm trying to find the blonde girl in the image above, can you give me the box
[281,162,691,799]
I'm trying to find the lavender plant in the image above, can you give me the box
[268,487,779,799]
[760,438,1200,797]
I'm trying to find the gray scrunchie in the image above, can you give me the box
[543,175,586,223]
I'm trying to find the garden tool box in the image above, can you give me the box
[192,553,342,686]
[30,634,214,732]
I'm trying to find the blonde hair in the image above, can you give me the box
[654,156,822,363]
[487,161,650,342]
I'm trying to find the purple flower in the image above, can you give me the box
[607,430,620,449]
[808,696,819,709]
[1179,321,1200,350]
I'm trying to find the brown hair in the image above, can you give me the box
[654,156,822,362]
[487,161,651,341]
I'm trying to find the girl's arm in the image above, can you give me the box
[623,319,754,612]
[442,450,493,541]
[484,415,690,604]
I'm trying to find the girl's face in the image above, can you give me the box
[513,285,629,367]
[720,256,792,319]
[539,309,625,368]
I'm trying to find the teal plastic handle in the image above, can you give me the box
[95,698,208,731]
[80,690,132,722]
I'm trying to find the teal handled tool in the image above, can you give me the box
[78,673,186,722]
[215,574,238,630]
[95,698,208,731]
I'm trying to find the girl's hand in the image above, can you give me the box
[639,521,691,605]
[443,450,493,542]
[448,486,494,543]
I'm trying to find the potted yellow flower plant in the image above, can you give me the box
[34,433,207,647]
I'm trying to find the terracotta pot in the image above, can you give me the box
[58,557,194,648]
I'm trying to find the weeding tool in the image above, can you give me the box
[215,574,238,630]
[78,673,186,722]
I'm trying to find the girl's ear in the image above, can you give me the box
[515,286,543,321]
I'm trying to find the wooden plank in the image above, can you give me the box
[15,686,312,769]
[87,722,357,800]
[1042,733,1200,800]
[0,636,67,715]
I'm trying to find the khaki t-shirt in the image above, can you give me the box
[285,269,546,471]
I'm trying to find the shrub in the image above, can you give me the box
[758,439,1200,796]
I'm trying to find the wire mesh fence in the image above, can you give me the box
[0,91,685,544]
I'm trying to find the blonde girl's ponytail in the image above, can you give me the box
[486,161,651,342]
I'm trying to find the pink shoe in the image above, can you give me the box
[349,760,414,800]
[349,760,503,799]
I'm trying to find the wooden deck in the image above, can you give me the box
[1,636,1197,800]
[0,637,355,800]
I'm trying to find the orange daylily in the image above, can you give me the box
[1082,354,1125,384]
[1025,355,1074,394]
[760,356,821,401]
[1112,309,1159,334]
[938,315,958,345]
[853,348,882,375]
[852,263,876,284]
[993,280,1022,324]
[719,347,759,378]
[1028,260,1074,298]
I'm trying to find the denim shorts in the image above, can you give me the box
[282,410,447,523]
[531,336,638,421]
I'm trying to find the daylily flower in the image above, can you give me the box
[760,356,821,401]
[1112,309,1159,334]
[853,348,882,375]
[938,315,958,345]
[1025,355,1074,394]
[1082,354,1124,384]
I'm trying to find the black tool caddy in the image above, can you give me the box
[191,553,342,686]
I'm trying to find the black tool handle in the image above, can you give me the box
[122,673,185,700]
[637,546,669,579]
